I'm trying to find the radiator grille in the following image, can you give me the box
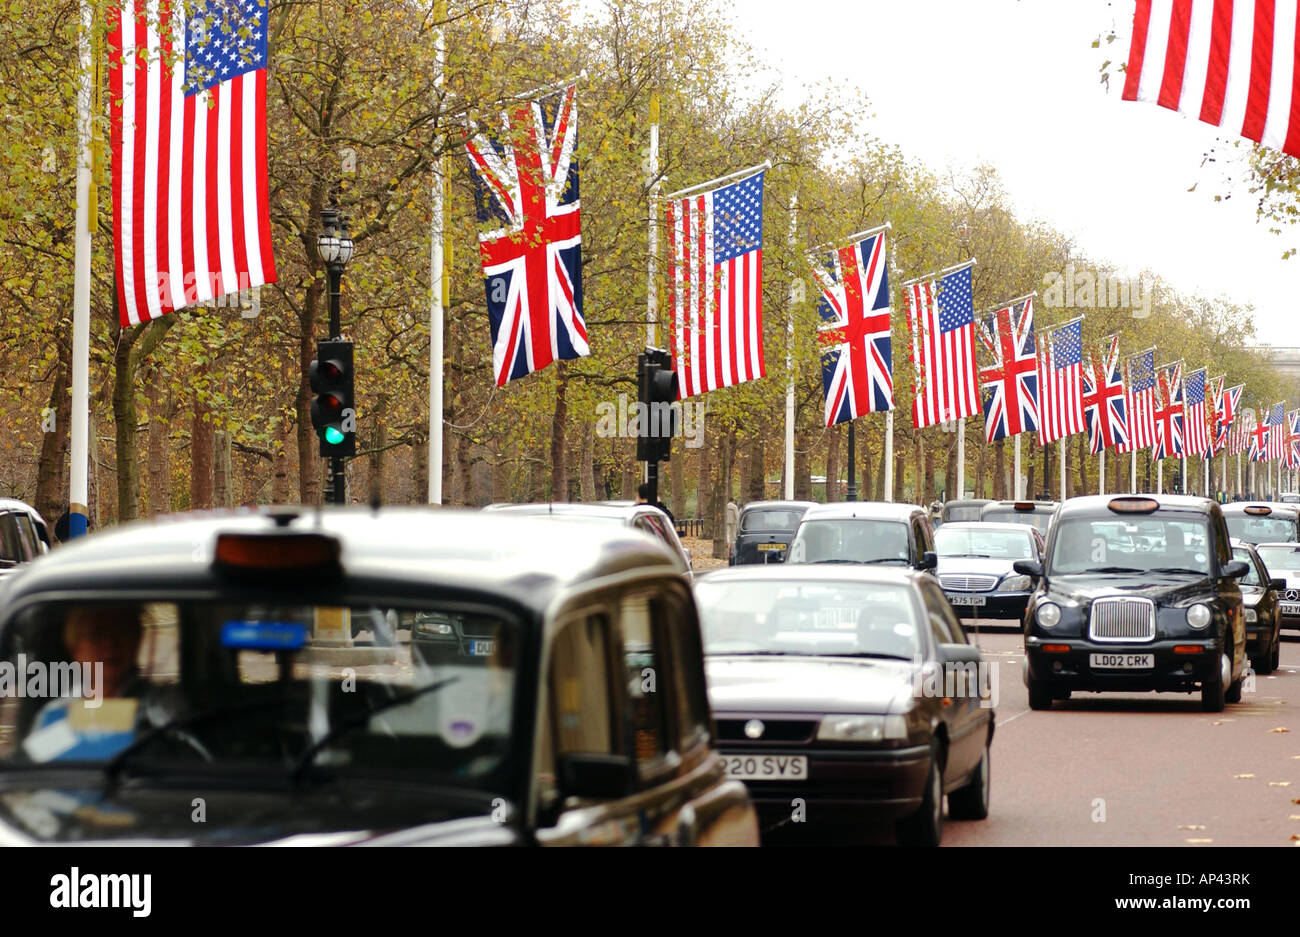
[1088,597,1156,642]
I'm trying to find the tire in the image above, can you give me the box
[1225,672,1243,704]
[1269,635,1281,673]
[1201,654,1227,712]
[896,740,944,847]
[947,737,990,821]
[1027,677,1054,711]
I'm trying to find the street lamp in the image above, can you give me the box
[315,206,354,503]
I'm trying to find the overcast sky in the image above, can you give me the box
[735,0,1300,347]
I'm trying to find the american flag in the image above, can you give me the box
[1266,401,1287,461]
[1037,318,1085,445]
[109,0,277,328]
[1183,368,1210,458]
[907,263,978,429]
[1123,1,1300,160]
[466,83,587,386]
[1119,348,1157,453]
[1219,382,1244,453]
[1249,408,1270,462]
[977,298,1039,442]
[666,171,765,399]
[1081,334,1128,453]
[814,231,892,425]
[1152,362,1184,461]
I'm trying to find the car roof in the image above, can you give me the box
[943,499,991,508]
[0,499,46,523]
[0,507,682,616]
[694,563,932,588]
[934,521,1038,534]
[1252,541,1300,548]
[740,500,817,512]
[1221,501,1300,515]
[981,500,1058,511]
[483,501,662,520]
[1055,493,1216,517]
[798,501,923,522]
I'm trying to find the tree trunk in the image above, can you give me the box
[146,379,172,515]
[35,335,72,530]
[296,277,322,506]
[894,446,906,503]
[369,393,389,505]
[671,452,686,519]
[993,439,1006,500]
[923,447,936,506]
[579,421,596,502]
[945,436,957,503]
[550,363,568,501]
[711,433,732,559]
[190,364,214,511]
[861,430,875,501]
[697,417,713,535]
[413,434,429,504]
[825,425,841,502]
[112,318,173,523]
[877,430,889,501]
[975,436,987,500]
[913,434,924,504]
[794,425,812,501]
[213,429,232,507]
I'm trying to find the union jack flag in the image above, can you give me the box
[465,83,586,386]
[813,230,892,425]
[1119,348,1157,454]
[1081,334,1128,453]
[1218,383,1244,453]
[907,263,979,429]
[977,298,1039,442]
[1249,408,1270,462]
[1152,362,1184,461]
[1037,318,1085,445]
[1206,375,1225,454]
[1183,368,1210,458]
[1266,401,1286,461]
[1286,409,1300,469]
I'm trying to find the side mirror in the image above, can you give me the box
[1270,577,1286,591]
[1013,559,1044,578]
[1221,560,1249,579]
[938,642,981,665]
[556,753,635,801]
[919,551,938,571]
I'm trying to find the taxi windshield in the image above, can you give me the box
[1047,515,1212,576]
[695,580,921,660]
[935,527,1034,559]
[1225,514,1297,544]
[942,504,984,523]
[789,519,910,565]
[0,600,519,788]
[981,507,1053,534]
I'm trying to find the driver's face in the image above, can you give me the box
[64,611,142,698]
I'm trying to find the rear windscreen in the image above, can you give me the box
[1225,515,1298,543]
[740,509,805,532]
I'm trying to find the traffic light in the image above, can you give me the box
[636,347,679,463]
[310,339,356,457]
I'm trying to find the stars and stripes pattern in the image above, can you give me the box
[666,171,766,399]
[466,83,586,386]
[1152,362,1185,461]
[1266,401,1287,461]
[814,231,893,425]
[109,0,277,327]
[977,297,1039,442]
[1037,318,1086,445]
[1119,349,1158,453]
[1219,382,1244,453]
[1183,367,1210,458]
[1123,0,1300,160]
[1081,334,1129,453]
[907,263,979,429]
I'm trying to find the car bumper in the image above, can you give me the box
[1279,607,1300,632]
[1025,636,1223,692]
[718,743,932,825]
[945,591,1030,620]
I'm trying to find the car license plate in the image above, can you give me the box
[721,754,808,781]
[1281,602,1300,615]
[468,640,495,657]
[757,542,787,552]
[947,594,986,606]
[1090,652,1154,669]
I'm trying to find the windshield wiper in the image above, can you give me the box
[808,559,862,564]
[288,675,460,785]
[839,652,914,661]
[944,553,992,558]
[1147,567,1206,576]
[859,557,909,565]
[1073,566,1143,574]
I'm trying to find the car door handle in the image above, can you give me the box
[676,804,698,847]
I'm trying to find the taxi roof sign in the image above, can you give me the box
[1107,497,1160,514]
[1244,505,1272,515]
[1013,502,1036,511]
[213,532,341,575]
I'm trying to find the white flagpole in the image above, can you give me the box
[427,7,446,505]
[69,0,94,538]
[784,195,796,500]
[647,94,660,349]
[1157,459,1163,494]
[1013,434,1022,499]
[664,160,771,201]
[957,419,965,499]
[1058,437,1066,501]
[1182,452,1187,495]
[1099,446,1106,495]
[884,411,894,501]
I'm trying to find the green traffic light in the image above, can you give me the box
[324,426,345,445]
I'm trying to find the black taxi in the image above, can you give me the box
[0,507,758,846]
[1015,495,1248,713]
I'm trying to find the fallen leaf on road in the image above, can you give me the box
[1178,824,1206,830]
[1185,838,1213,843]
[1234,773,1256,779]
[1269,781,1292,787]
[1293,798,1300,804]
[1271,727,1292,733]
[1290,815,1300,821]
[1211,721,1225,725]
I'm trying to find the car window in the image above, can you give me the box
[921,580,962,645]
[658,590,710,751]
[0,515,25,565]
[789,519,910,565]
[619,592,673,782]
[935,527,1035,559]
[1232,548,1262,586]
[1225,514,1298,543]
[13,516,39,559]
[1212,513,1231,566]
[1256,543,1300,574]
[1048,515,1212,575]
[740,509,804,532]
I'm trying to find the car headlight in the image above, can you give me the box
[1243,607,1258,623]
[1036,602,1061,628]
[997,574,1032,592]
[1185,603,1212,629]
[817,714,908,742]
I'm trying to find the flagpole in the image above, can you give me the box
[1058,438,1066,501]
[957,419,965,499]
[979,291,1038,317]
[646,93,660,349]
[1130,446,1136,493]
[1099,446,1106,495]
[808,221,891,255]
[884,411,894,502]
[783,195,796,500]
[1013,435,1022,499]
[427,6,447,505]
[664,159,771,201]
[900,257,978,289]
[1157,459,1163,494]
[69,0,94,538]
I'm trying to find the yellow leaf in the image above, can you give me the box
[1234,773,1256,779]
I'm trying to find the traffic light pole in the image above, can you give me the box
[327,262,345,505]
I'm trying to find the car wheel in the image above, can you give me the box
[1201,653,1227,712]
[1225,669,1243,704]
[1269,635,1281,673]
[1027,677,1053,711]
[896,739,944,847]
[947,736,990,821]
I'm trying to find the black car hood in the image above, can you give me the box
[1046,573,1211,606]
[0,776,514,845]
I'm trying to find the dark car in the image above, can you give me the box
[1253,541,1300,634]
[938,499,991,528]
[1220,502,1300,545]
[934,522,1045,621]
[1231,540,1282,674]
[730,500,816,565]
[0,508,758,846]
[786,502,938,574]
[979,500,1058,537]
[0,499,49,581]
[1017,495,1248,713]
[695,565,993,846]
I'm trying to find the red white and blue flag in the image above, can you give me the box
[666,171,766,399]
[1037,318,1086,445]
[1249,408,1270,462]
[977,297,1039,442]
[1266,401,1287,461]
[1218,382,1244,453]
[466,83,586,386]
[1152,361,1184,461]
[814,230,893,425]
[1286,409,1300,468]
[907,263,979,429]
[1119,348,1158,454]
[1082,334,1128,454]
[1183,367,1211,458]
[109,0,278,327]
